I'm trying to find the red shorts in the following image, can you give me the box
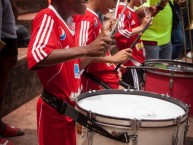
[37,97,76,145]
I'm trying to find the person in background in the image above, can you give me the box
[171,0,184,59]
[0,0,24,145]
[27,0,114,145]
[114,0,151,90]
[140,0,172,60]
[73,0,132,91]
[10,0,19,22]
[182,0,193,58]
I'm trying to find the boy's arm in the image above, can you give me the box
[28,14,111,70]
[136,0,170,18]
[131,15,152,35]
[0,40,6,52]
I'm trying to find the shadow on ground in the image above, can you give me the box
[9,129,38,145]
[185,137,193,145]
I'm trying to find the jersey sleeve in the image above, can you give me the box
[114,6,132,49]
[74,16,96,46]
[27,13,56,70]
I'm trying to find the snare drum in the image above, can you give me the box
[144,59,193,116]
[76,90,189,145]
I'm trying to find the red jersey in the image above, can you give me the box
[27,5,81,105]
[73,8,119,91]
[115,3,145,66]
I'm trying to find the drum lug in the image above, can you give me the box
[131,119,141,133]
[143,72,146,82]
[169,72,174,90]
[172,117,181,145]
[130,119,141,145]
[87,111,96,121]
[184,117,190,140]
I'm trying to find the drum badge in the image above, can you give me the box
[74,64,80,78]
[76,123,83,135]
[58,26,66,40]
[127,11,131,19]
[94,17,98,28]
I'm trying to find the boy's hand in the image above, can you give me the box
[140,15,152,30]
[136,6,149,21]
[103,18,117,36]
[111,48,132,64]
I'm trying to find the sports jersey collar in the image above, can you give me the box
[119,2,135,12]
[86,8,99,18]
[48,5,74,36]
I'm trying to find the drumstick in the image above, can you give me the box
[114,0,121,18]
[139,0,147,16]
[114,18,153,72]
[108,0,131,38]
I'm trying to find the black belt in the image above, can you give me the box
[41,89,135,143]
[142,40,158,46]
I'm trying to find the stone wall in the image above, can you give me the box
[1,54,43,117]
[1,0,47,116]
[15,0,48,15]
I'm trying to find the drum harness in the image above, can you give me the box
[83,71,136,90]
[41,89,137,144]
[83,71,111,89]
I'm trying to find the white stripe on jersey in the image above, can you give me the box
[32,14,54,62]
[131,69,140,90]
[79,21,89,46]
[47,63,63,85]
[118,14,132,39]
[36,15,51,60]
[37,101,44,143]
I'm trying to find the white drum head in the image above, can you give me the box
[77,94,185,120]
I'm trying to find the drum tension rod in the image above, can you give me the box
[87,111,95,145]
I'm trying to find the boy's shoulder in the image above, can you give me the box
[34,7,56,21]
[73,10,98,23]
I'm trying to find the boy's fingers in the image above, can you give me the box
[125,48,132,53]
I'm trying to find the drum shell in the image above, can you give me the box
[144,60,193,116]
[144,71,193,115]
[76,121,186,145]
[75,90,189,145]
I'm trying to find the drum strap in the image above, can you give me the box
[83,71,112,89]
[119,80,135,89]
[41,89,134,143]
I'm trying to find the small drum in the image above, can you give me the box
[76,90,189,145]
[144,59,193,116]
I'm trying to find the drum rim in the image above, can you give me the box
[145,59,193,75]
[76,90,189,124]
